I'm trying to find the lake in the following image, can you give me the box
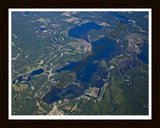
[23,11,30,16]
[138,44,149,64]
[13,68,44,84]
[43,21,122,104]
[68,22,102,42]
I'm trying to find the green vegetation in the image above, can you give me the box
[11,11,149,115]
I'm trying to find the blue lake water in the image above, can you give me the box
[43,85,83,104]
[120,21,128,24]
[13,68,44,84]
[43,21,122,104]
[68,22,102,42]
[39,28,46,32]
[138,44,149,64]
[23,11,30,16]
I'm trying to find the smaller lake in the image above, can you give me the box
[138,44,149,64]
[68,22,102,42]
[13,68,44,84]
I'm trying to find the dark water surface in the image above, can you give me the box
[107,12,128,21]
[138,44,149,64]
[68,22,102,42]
[13,68,44,84]
[39,28,46,32]
[43,21,122,104]
[23,11,30,16]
